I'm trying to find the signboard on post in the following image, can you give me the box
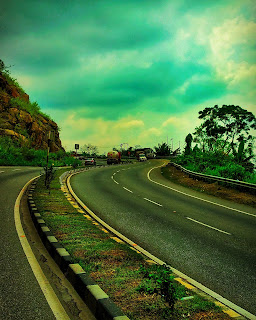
[75,144,79,156]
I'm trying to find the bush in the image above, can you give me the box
[174,150,255,183]
[137,264,178,311]
[0,136,75,167]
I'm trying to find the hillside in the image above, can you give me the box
[0,70,64,152]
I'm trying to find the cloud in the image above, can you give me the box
[1,0,255,152]
[59,112,147,150]
[208,16,256,97]
[180,76,227,104]
[56,107,203,153]
[114,119,144,129]
[210,17,256,63]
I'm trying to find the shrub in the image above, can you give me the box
[0,136,73,167]
[137,264,178,311]
[173,150,255,183]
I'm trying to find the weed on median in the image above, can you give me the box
[32,168,232,320]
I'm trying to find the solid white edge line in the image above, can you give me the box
[67,170,256,320]
[123,187,133,193]
[144,197,162,207]
[14,176,70,320]
[186,217,231,235]
[147,163,256,218]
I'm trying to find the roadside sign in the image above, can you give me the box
[75,144,79,150]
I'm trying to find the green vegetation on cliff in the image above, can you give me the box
[0,136,79,167]
[0,58,64,158]
[0,59,51,121]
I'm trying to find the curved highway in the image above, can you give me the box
[70,160,256,316]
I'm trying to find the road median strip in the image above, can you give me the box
[27,179,129,320]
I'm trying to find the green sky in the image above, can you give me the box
[1,0,255,153]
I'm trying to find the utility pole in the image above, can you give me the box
[45,131,53,188]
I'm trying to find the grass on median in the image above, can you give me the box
[32,168,232,320]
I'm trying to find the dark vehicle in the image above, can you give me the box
[84,158,96,166]
[107,151,121,165]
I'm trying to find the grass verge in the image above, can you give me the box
[32,168,232,320]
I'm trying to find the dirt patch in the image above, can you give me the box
[191,311,230,319]
[165,164,256,208]
[54,230,68,240]
[73,249,85,259]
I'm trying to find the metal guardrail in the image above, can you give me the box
[170,162,256,195]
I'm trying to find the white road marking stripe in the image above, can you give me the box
[111,176,119,184]
[123,187,133,193]
[113,172,116,175]
[144,197,162,207]
[147,164,256,218]
[13,169,21,171]
[186,217,231,235]
[14,177,70,319]
[0,171,4,173]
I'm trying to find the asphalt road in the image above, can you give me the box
[0,166,56,320]
[70,160,256,316]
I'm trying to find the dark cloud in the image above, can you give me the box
[180,77,227,104]
[1,0,170,77]
[33,59,214,121]
[179,0,241,12]
[1,0,253,127]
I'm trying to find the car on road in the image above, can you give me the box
[84,158,96,166]
[139,155,147,161]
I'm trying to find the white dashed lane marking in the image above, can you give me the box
[111,176,119,184]
[186,217,231,235]
[123,187,133,193]
[144,198,163,207]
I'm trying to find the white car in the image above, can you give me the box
[84,158,96,166]
[139,156,147,161]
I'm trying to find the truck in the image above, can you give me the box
[135,151,147,161]
[135,148,155,160]
[138,154,147,161]
[107,150,121,165]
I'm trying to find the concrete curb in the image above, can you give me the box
[27,180,129,320]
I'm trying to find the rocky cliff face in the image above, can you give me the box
[0,72,64,152]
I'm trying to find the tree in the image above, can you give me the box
[82,143,98,156]
[0,59,5,72]
[197,105,256,153]
[0,59,12,73]
[154,143,171,156]
[184,133,193,155]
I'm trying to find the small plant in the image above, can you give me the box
[44,164,56,189]
[137,264,178,311]
[71,158,81,169]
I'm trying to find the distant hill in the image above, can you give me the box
[0,67,64,152]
